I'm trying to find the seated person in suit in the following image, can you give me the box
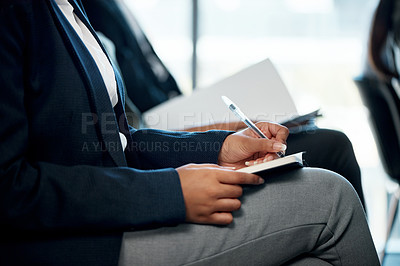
[0,0,378,265]
[82,0,366,207]
[366,0,399,82]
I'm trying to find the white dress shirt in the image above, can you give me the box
[55,0,127,150]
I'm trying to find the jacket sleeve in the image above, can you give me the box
[0,2,185,233]
[128,128,233,169]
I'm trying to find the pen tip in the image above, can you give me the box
[221,96,232,106]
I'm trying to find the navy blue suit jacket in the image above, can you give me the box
[0,1,230,265]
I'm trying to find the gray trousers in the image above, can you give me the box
[118,168,380,265]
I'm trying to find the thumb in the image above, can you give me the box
[245,137,287,154]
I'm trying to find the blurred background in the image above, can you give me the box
[124,0,387,251]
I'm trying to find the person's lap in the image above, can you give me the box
[118,168,378,266]
[286,128,365,207]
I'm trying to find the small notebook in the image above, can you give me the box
[237,152,304,174]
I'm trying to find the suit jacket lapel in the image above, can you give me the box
[70,0,127,105]
[69,0,135,151]
[48,0,127,167]
[70,0,136,151]
[70,0,131,136]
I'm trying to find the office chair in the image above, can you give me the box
[354,74,400,263]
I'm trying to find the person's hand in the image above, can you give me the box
[177,163,264,225]
[218,121,289,168]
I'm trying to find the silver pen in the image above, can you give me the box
[221,96,285,158]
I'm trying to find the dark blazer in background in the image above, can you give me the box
[0,1,229,265]
[83,0,181,113]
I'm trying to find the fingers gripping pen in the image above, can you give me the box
[221,96,285,158]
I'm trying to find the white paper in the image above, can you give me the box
[143,59,298,130]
